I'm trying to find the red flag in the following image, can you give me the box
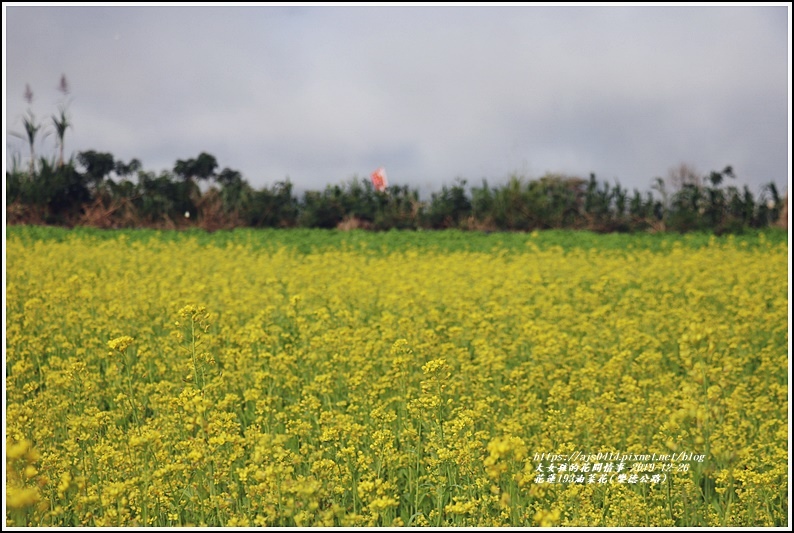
[370,167,388,192]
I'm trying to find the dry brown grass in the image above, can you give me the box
[461,215,498,232]
[78,197,141,228]
[6,201,41,225]
[336,216,373,231]
[775,194,788,229]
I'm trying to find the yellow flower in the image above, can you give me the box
[107,335,134,353]
[6,486,40,509]
[534,508,561,527]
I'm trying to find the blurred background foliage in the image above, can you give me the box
[6,79,787,234]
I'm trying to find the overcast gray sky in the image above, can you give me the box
[3,4,791,197]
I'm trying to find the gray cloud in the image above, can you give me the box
[4,5,789,198]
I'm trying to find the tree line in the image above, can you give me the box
[6,152,785,234]
[6,78,786,233]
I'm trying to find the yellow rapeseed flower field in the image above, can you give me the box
[4,229,789,527]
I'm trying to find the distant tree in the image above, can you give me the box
[43,160,91,223]
[10,85,48,178]
[135,169,194,223]
[741,186,755,224]
[425,178,471,229]
[375,183,420,230]
[114,158,142,180]
[52,75,72,167]
[702,165,734,228]
[173,152,219,212]
[215,167,242,188]
[471,179,495,227]
[52,107,71,168]
[761,182,782,227]
[488,176,522,230]
[541,174,586,228]
[583,173,614,229]
[629,189,643,219]
[106,158,143,205]
[299,186,346,228]
[668,183,705,232]
[174,152,219,183]
[215,167,253,215]
[77,150,116,189]
[650,176,670,227]
[340,176,379,223]
[668,162,701,191]
[247,180,299,227]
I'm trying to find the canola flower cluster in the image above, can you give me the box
[5,230,788,527]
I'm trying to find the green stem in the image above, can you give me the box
[123,351,141,430]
